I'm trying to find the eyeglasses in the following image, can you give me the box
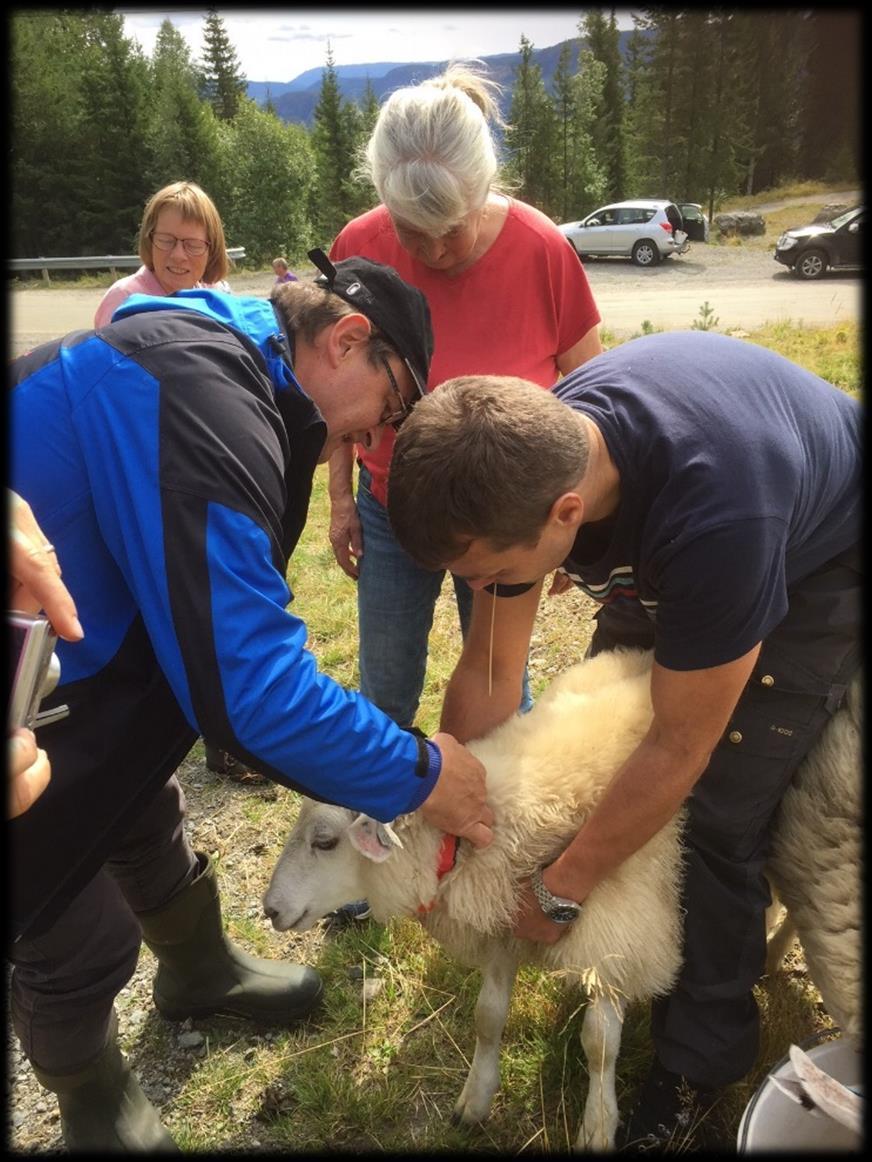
[150,231,210,258]
[379,356,415,431]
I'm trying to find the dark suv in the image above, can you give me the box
[774,205,864,279]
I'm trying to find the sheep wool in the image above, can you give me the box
[766,672,863,1043]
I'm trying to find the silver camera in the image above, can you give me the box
[8,612,63,731]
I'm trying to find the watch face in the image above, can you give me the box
[549,904,580,924]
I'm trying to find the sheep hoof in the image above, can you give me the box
[452,1089,493,1126]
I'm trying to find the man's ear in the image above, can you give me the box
[550,491,584,532]
[327,312,372,365]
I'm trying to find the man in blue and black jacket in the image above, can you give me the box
[9,250,493,1151]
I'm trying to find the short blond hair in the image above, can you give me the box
[389,376,590,568]
[363,64,504,235]
[139,181,229,285]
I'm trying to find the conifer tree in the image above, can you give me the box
[580,10,626,203]
[504,36,556,215]
[76,11,153,251]
[201,8,246,121]
[11,10,90,255]
[147,19,222,195]
[310,45,352,241]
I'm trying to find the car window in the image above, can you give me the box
[681,206,702,222]
[831,207,863,230]
[665,204,682,229]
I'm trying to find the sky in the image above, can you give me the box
[118,8,636,85]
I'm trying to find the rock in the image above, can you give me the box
[812,202,849,223]
[362,977,384,1002]
[713,210,766,237]
[178,1030,205,1049]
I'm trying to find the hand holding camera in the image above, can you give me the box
[7,616,66,818]
[7,490,83,818]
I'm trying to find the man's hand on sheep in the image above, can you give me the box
[512,881,573,945]
[419,733,494,848]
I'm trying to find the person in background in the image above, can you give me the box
[272,255,299,283]
[327,63,602,740]
[386,332,860,1150]
[10,254,493,1151]
[8,490,83,819]
[94,180,232,329]
[94,180,258,783]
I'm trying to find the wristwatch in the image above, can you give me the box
[529,865,582,924]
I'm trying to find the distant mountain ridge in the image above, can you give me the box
[247,33,641,127]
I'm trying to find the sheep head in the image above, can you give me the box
[262,798,404,932]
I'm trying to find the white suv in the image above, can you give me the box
[558,200,689,266]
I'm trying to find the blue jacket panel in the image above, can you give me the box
[10,296,435,939]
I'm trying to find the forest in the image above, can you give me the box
[10,8,860,266]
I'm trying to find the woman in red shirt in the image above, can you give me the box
[328,64,603,731]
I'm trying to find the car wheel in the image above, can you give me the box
[794,248,828,280]
[632,240,660,267]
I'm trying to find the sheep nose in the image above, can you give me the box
[263,903,279,922]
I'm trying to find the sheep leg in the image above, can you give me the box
[575,992,626,1152]
[452,945,519,1125]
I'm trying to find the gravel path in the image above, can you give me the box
[11,228,861,358]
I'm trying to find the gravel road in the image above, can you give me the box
[9,235,862,358]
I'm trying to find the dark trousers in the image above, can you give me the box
[9,774,198,1073]
[587,546,860,1087]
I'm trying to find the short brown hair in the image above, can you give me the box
[388,376,589,569]
[270,280,396,369]
[138,180,229,284]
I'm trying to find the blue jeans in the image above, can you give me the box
[356,466,533,728]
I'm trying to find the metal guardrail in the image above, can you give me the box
[9,248,246,284]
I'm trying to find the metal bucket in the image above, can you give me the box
[737,1036,862,1152]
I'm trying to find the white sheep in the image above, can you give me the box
[263,648,861,1150]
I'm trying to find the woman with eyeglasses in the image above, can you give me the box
[93,180,231,328]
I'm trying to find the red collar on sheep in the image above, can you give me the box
[416,833,460,915]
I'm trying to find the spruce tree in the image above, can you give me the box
[201,8,246,121]
[504,36,556,215]
[310,45,351,241]
[147,19,222,195]
[580,10,626,203]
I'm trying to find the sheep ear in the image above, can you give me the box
[348,814,402,862]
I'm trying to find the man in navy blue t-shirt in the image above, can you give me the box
[387,330,861,1148]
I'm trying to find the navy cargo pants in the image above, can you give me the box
[587,544,860,1088]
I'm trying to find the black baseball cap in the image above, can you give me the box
[308,248,433,399]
